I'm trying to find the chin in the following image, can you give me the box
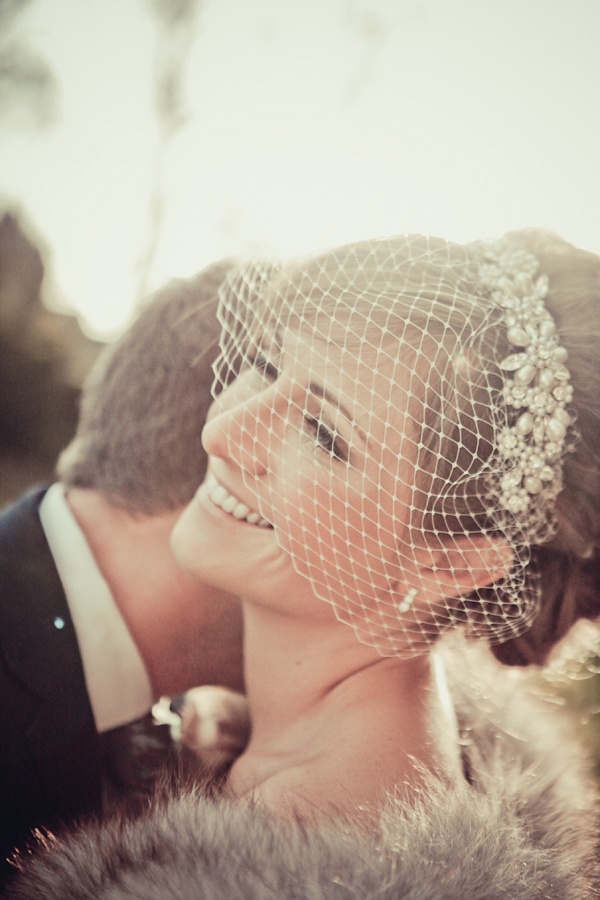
[170,482,316,608]
[169,500,217,578]
[170,498,274,595]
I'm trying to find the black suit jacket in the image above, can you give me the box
[0,487,101,879]
[0,488,184,888]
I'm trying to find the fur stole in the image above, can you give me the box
[4,640,599,899]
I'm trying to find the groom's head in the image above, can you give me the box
[58,260,232,514]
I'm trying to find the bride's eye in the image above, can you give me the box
[249,351,278,382]
[304,415,348,463]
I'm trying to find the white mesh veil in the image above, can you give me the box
[210,235,574,657]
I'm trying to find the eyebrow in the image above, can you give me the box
[308,381,368,445]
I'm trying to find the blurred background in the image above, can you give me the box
[1,0,599,761]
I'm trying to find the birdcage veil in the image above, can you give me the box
[210,235,574,657]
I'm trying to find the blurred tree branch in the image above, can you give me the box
[135,0,201,304]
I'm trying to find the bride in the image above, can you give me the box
[170,230,599,825]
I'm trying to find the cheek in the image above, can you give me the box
[273,470,402,607]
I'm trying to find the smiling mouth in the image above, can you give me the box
[206,474,272,528]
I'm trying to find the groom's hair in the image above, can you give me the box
[57,261,232,514]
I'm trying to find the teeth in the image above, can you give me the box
[207,476,271,528]
[222,495,239,514]
[232,503,250,520]
[211,485,229,505]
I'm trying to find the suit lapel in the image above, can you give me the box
[0,487,100,810]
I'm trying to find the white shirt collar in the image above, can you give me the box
[39,483,153,733]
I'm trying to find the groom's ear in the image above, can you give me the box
[410,533,513,601]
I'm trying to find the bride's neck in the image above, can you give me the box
[229,600,452,811]
[242,602,392,731]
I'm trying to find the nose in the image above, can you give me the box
[202,382,282,476]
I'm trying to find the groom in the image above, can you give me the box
[0,261,244,881]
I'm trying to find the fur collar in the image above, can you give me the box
[5,640,599,899]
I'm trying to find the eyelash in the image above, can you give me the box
[304,416,348,463]
[249,351,278,382]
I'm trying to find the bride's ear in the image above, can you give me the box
[409,534,513,601]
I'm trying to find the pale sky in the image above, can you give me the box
[1,0,599,340]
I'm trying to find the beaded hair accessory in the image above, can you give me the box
[211,234,574,657]
[478,242,572,517]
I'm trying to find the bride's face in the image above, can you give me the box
[172,324,417,626]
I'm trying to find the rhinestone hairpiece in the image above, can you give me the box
[478,241,573,517]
